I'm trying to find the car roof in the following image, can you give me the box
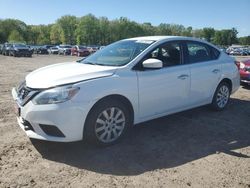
[124,36,220,50]
[124,36,179,41]
[124,36,208,43]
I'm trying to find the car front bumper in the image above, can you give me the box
[14,51,32,56]
[12,88,90,142]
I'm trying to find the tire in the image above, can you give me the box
[211,82,230,111]
[84,99,131,146]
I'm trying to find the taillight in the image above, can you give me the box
[235,61,240,70]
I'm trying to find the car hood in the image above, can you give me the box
[16,47,30,50]
[26,62,117,89]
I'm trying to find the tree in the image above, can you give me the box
[202,27,215,42]
[98,17,111,45]
[141,22,156,36]
[8,30,24,43]
[0,19,28,43]
[50,24,62,44]
[0,15,247,46]
[182,26,193,37]
[76,14,100,45]
[29,25,51,45]
[192,29,203,38]
[56,15,78,44]
[239,36,250,45]
[156,23,172,35]
[213,28,238,45]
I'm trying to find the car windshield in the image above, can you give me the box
[80,40,155,66]
[79,46,87,49]
[15,44,27,47]
[61,45,71,48]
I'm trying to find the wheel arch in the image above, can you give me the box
[83,94,135,138]
[219,78,232,93]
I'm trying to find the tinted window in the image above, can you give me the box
[210,46,220,59]
[187,42,213,63]
[147,42,182,67]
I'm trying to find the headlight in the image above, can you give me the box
[240,62,245,69]
[14,48,19,51]
[32,86,80,105]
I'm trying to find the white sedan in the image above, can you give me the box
[12,36,240,145]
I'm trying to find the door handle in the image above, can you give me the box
[178,74,189,80]
[212,69,220,74]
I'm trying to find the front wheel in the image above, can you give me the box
[84,99,131,146]
[211,82,230,111]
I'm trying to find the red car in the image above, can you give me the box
[71,45,90,57]
[239,59,250,85]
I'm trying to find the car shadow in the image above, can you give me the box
[31,98,250,176]
[241,84,250,90]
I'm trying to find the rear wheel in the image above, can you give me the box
[211,82,230,111]
[84,99,131,146]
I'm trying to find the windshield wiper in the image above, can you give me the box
[83,61,96,65]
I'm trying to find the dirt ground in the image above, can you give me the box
[0,54,249,188]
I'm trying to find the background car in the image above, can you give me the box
[48,46,59,54]
[226,46,250,56]
[9,43,33,57]
[238,59,250,85]
[58,45,72,55]
[2,43,12,56]
[87,46,98,54]
[0,44,4,54]
[35,45,54,54]
[71,45,90,57]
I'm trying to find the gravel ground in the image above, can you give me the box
[0,54,249,188]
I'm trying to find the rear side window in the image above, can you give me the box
[187,42,216,63]
[210,46,220,59]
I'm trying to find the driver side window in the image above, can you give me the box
[148,42,182,67]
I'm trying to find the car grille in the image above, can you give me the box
[18,49,29,53]
[16,81,39,106]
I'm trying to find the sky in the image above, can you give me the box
[0,0,249,37]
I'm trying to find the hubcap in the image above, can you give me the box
[95,107,125,143]
[216,85,229,108]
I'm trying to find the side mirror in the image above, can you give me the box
[142,58,163,69]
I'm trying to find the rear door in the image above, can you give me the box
[185,41,221,106]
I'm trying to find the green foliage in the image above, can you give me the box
[76,14,100,45]
[8,30,24,43]
[55,15,78,44]
[50,24,62,44]
[202,28,215,42]
[0,16,247,46]
[213,28,238,45]
[238,36,250,45]
[0,19,28,43]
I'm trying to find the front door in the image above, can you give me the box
[136,41,191,119]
